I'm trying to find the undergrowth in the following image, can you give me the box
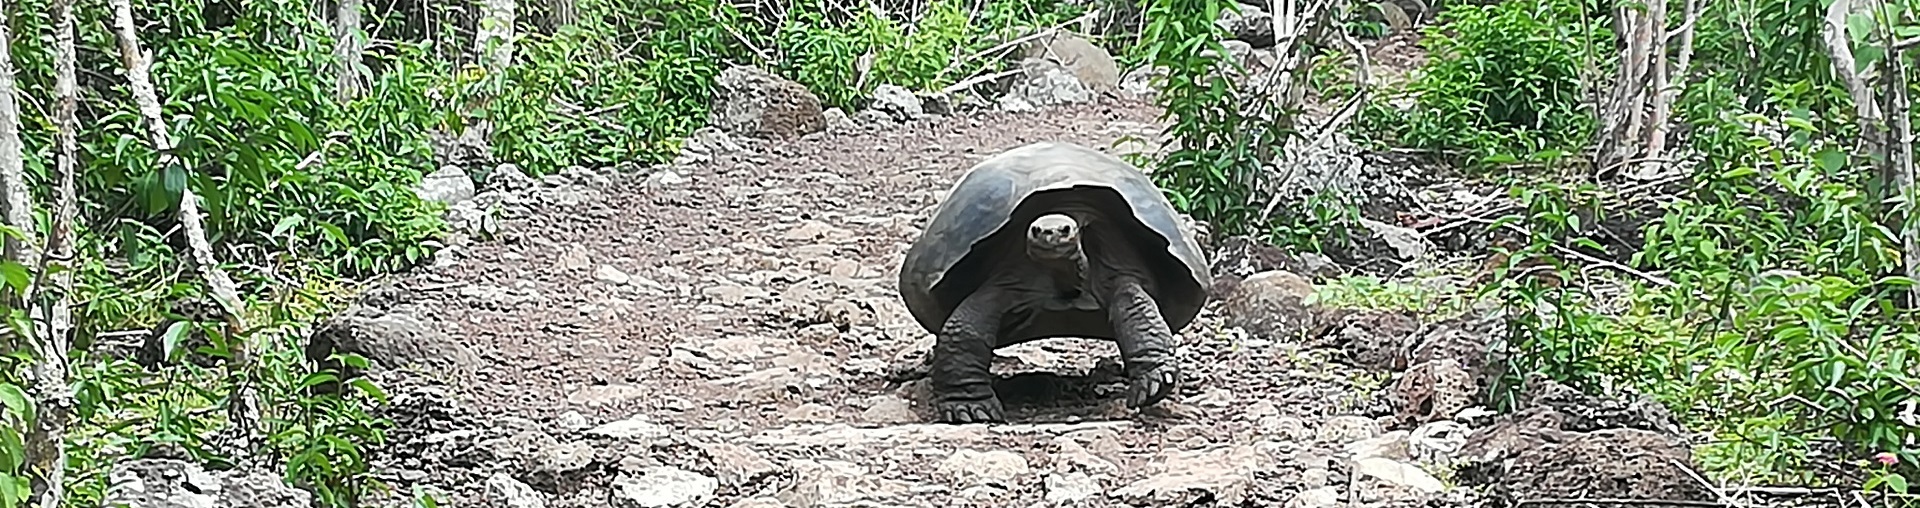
[0,0,1100,505]
[1347,0,1920,497]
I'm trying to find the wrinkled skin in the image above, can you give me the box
[929,212,1181,424]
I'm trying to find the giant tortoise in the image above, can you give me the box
[898,141,1214,424]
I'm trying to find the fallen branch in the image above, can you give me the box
[938,68,1022,95]
[1484,219,1678,288]
[934,10,1097,82]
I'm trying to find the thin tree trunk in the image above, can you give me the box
[1824,0,1885,158]
[0,1,35,279]
[473,0,517,73]
[334,0,366,101]
[107,0,263,464]
[25,0,81,504]
[2,3,68,506]
[1643,0,1701,167]
[1595,0,1661,175]
[1883,24,1919,306]
[542,0,576,33]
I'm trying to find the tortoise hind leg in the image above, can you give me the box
[1107,278,1180,409]
[930,287,1010,423]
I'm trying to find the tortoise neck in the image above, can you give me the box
[1029,240,1089,295]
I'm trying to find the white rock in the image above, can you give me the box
[1043,472,1101,503]
[587,415,671,440]
[613,467,719,508]
[1352,457,1447,493]
[936,449,1030,486]
[485,472,547,508]
[596,265,632,285]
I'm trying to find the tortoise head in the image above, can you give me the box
[1026,213,1083,261]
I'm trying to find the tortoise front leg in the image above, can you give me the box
[1107,278,1180,409]
[930,287,1009,423]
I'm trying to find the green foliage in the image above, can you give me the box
[1135,0,1299,237]
[1354,0,1607,166]
[0,0,1109,505]
[1372,0,1920,493]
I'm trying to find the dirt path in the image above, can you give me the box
[373,98,1456,508]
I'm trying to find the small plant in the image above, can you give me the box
[1353,0,1607,167]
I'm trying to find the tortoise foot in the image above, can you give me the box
[1125,362,1179,409]
[935,397,1006,424]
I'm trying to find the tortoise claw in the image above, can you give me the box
[1125,363,1179,409]
[936,397,1006,424]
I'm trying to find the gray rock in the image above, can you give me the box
[1019,32,1121,93]
[869,84,923,122]
[1000,57,1092,110]
[487,163,534,191]
[104,459,311,508]
[1359,217,1431,260]
[853,108,893,126]
[416,165,477,206]
[707,65,827,140]
[612,467,719,508]
[935,449,1030,486]
[304,311,482,377]
[1043,472,1102,503]
[1286,486,1342,508]
[917,91,953,115]
[1119,65,1168,98]
[1317,415,1384,443]
[1219,270,1330,343]
[777,459,913,506]
[1217,3,1276,48]
[822,108,855,132]
[485,472,548,508]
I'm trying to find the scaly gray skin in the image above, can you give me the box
[929,212,1182,424]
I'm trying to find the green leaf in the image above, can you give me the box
[1814,148,1846,171]
[272,215,306,238]
[0,384,32,424]
[0,262,28,294]
[161,322,191,363]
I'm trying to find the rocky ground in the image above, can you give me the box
[102,24,1738,508]
[336,96,1709,507]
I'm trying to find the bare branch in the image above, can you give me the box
[108,0,263,465]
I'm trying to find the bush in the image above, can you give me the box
[1355,0,1608,166]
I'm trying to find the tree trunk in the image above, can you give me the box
[334,0,366,101]
[0,1,36,279]
[1594,0,1662,176]
[2,2,70,506]
[25,0,81,504]
[539,0,576,33]
[1882,22,1919,306]
[1823,0,1885,158]
[474,0,517,73]
[107,0,263,464]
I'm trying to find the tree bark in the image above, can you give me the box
[0,1,36,279]
[1823,0,1885,158]
[2,2,71,506]
[1642,0,1700,168]
[333,0,366,101]
[24,0,81,504]
[107,0,263,464]
[539,0,576,33]
[474,0,517,73]
[1595,0,1662,176]
[1881,17,1919,305]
